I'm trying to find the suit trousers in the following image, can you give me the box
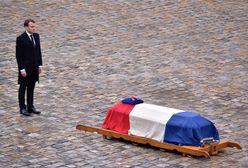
[18,82,36,109]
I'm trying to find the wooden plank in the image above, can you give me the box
[76,125,241,158]
[198,140,242,155]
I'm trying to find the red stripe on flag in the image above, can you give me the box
[102,102,135,134]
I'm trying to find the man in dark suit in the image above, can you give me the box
[16,19,43,116]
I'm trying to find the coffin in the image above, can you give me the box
[102,98,219,147]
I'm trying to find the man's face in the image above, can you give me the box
[25,22,36,33]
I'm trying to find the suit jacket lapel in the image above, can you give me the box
[22,32,34,47]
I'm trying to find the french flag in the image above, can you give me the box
[102,98,220,146]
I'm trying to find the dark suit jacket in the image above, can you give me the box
[16,32,42,84]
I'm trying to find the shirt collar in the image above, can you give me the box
[25,31,33,37]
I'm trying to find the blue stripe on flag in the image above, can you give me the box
[163,112,220,146]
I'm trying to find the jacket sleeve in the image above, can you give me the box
[37,34,43,66]
[16,36,25,71]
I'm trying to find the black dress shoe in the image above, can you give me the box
[28,106,41,114]
[20,108,31,116]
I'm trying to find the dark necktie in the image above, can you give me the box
[30,35,35,46]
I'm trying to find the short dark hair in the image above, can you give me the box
[24,19,35,27]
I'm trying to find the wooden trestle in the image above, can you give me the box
[76,125,242,158]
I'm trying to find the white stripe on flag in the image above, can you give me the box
[128,103,184,142]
